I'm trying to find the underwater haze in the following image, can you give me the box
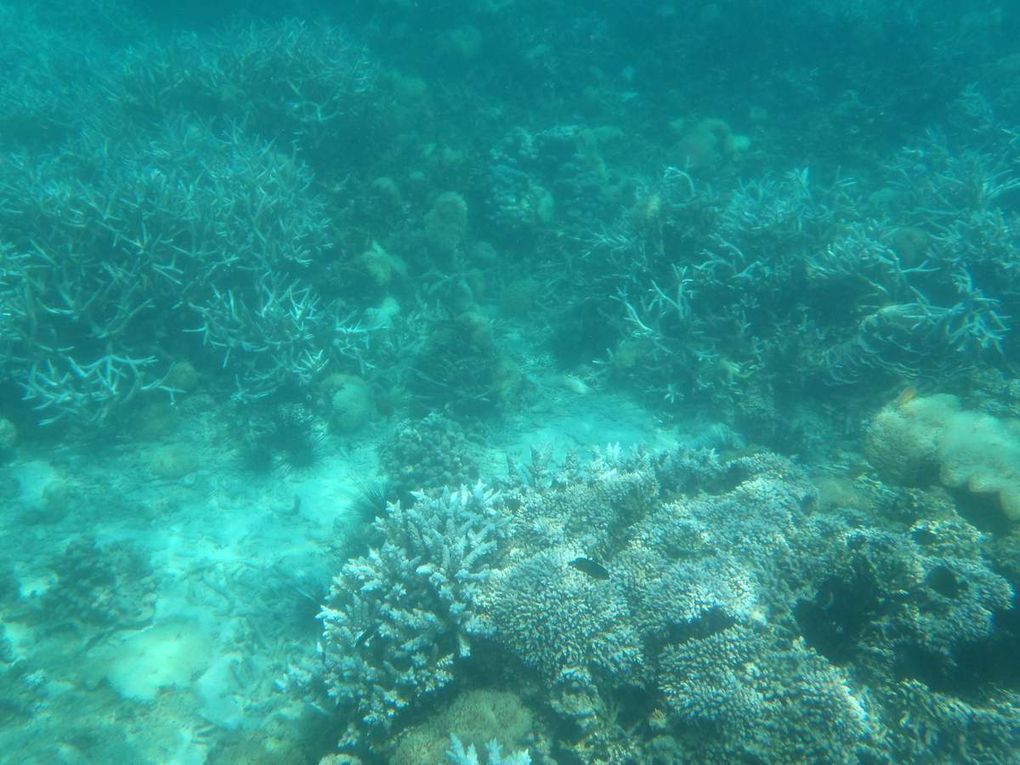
[3,0,1020,763]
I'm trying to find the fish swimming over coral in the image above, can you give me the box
[568,557,610,579]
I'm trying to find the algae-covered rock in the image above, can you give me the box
[326,374,374,433]
[148,444,200,479]
[425,191,469,262]
[865,394,1020,521]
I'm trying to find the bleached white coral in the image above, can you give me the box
[446,735,531,765]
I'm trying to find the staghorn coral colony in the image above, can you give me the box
[1,1,1020,764]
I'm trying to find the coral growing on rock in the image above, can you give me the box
[42,536,156,629]
[866,394,1020,521]
[321,444,1020,763]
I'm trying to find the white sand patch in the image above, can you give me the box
[504,392,676,466]
[13,459,59,507]
[17,570,55,599]
[92,619,213,702]
[2,621,33,661]
[195,652,250,729]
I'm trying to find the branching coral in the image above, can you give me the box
[318,484,508,748]
[0,116,385,424]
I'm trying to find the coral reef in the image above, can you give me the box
[798,519,1013,675]
[321,445,1020,763]
[480,547,645,696]
[5,3,1020,762]
[0,1,141,151]
[324,374,375,434]
[658,622,868,763]
[113,20,377,160]
[522,91,1020,448]
[409,312,517,416]
[2,0,1016,453]
[0,20,384,430]
[425,192,471,264]
[0,118,346,423]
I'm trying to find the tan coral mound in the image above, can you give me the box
[865,394,1020,520]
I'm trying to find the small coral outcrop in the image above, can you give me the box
[866,393,1020,521]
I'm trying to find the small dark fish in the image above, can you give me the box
[569,557,610,580]
[354,623,380,650]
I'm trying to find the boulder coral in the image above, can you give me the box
[866,394,1020,521]
[424,191,470,262]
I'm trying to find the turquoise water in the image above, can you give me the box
[1,2,1019,763]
